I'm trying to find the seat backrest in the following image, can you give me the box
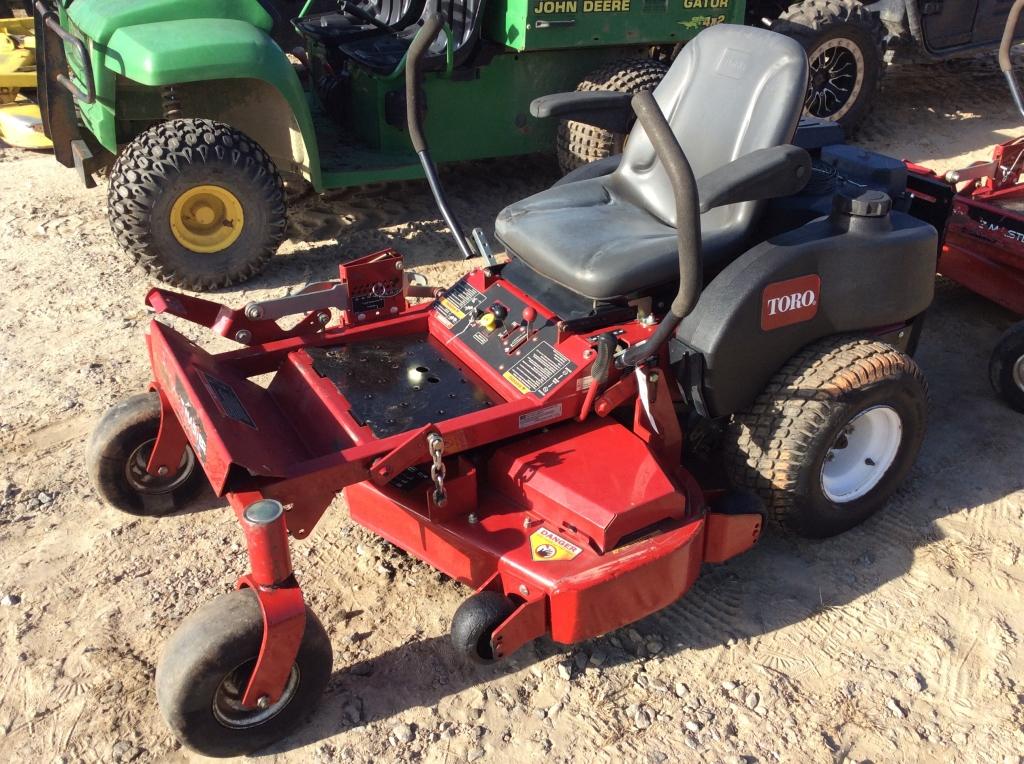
[610,25,808,235]
[413,0,486,63]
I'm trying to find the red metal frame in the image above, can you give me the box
[141,252,764,708]
[907,137,1024,317]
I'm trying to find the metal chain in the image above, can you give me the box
[427,433,447,507]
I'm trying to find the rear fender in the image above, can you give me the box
[97,18,322,187]
[674,211,938,418]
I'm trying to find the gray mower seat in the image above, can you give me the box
[495,24,808,301]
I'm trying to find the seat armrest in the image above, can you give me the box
[530,91,633,132]
[697,145,811,214]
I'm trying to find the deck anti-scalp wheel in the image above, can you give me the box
[556,58,669,176]
[451,591,516,664]
[86,392,205,516]
[724,337,928,538]
[108,119,287,290]
[989,321,1024,413]
[156,589,332,758]
[773,0,886,134]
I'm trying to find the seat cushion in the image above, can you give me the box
[495,178,746,301]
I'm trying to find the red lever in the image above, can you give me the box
[522,306,536,335]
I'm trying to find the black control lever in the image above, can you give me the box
[618,90,702,369]
[406,14,476,260]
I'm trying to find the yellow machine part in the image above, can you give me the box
[0,17,49,149]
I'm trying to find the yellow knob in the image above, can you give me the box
[479,312,497,331]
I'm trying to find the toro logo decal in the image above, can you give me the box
[761,274,821,331]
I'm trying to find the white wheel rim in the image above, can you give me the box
[820,405,903,503]
[1013,354,1024,393]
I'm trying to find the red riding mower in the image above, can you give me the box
[86,19,937,758]
[902,0,1024,413]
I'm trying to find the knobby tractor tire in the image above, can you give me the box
[556,58,669,176]
[773,0,885,134]
[156,589,333,758]
[108,119,287,291]
[989,321,1024,413]
[723,338,928,538]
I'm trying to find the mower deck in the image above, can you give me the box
[139,250,762,702]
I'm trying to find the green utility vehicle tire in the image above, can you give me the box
[773,0,886,134]
[556,58,669,176]
[108,119,287,291]
[723,338,928,538]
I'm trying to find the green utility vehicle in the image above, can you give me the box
[34,0,747,288]
[35,0,900,289]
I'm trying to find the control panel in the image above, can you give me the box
[432,278,578,398]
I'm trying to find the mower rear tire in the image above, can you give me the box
[451,591,516,664]
[86,392,205,516]
[156,589,332,758]
[556,59,669,176]
[773,0,886,134]
[989,321,1024,413]
[108,119,287,291]
[724,338,928,538]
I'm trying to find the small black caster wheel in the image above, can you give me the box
[451,591,516,664]
[86,392,205,516]
[156,589,333,758]
[989,321,1024,413]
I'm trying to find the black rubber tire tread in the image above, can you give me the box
[86,392,204,516]
[451,591,516,664]
[556,58,669,176]
[772,0,885,134]
[989,321,1024,413]
[107,119,287,291]
[156,589,333,758]
[723,337,928,538]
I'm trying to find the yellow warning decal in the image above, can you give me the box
[530,527,583,562]
[502,370,532,394]
[439,297,466,320]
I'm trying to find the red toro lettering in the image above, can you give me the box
[761,274,821,331]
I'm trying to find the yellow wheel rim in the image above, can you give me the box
[169,185,245,253]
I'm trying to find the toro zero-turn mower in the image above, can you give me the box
[86,20,937,757]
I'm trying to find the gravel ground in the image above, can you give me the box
[1,55,1023,764]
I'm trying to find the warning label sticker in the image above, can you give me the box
[502,341,573,397]
[518,403,563,429]
[530,527,583,562]
[432,280,483,328]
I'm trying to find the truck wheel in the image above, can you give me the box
[108,119,287,291]
[156,589,332,758]
[556,58,668,176]
[723,338,928,538]
[86,392,204,517]
[989,321,1024,413]
[773,0,885,134]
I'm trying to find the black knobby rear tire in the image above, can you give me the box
[86,392,204,516]
[156,589,333,758]
[556,58,669,176]
[989,321,1024,413]
[772,0,885,134]
[451,591,516,664]
[108,119,287,291]
[723,338,928,538]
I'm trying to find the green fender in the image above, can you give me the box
[75,15,323,188]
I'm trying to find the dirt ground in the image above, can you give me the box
[1,55,1023,764]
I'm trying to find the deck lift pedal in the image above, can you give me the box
[87,19,937,758]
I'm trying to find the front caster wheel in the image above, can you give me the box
[451,591,515,664]
[725,338,928,538]
[86,392,205,516]
[156,589,333,758]
[989,322,1024,413]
